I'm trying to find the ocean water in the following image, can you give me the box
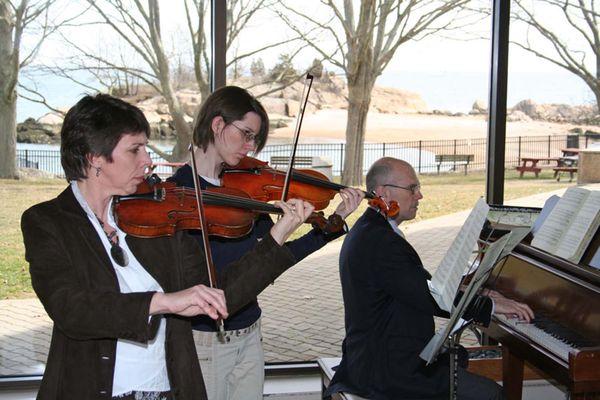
[16,69,594,122]
[377,69,594,113]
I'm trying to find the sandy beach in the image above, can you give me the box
[269,109,598,144]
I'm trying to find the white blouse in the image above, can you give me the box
[71,181,170,396]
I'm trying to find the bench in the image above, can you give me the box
[318,357,368,400]
[270,155,334,179]
[553,166,578,182]
[270,156,314,169]
[435,154,474,175]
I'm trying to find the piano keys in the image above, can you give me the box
[482,228,600,400]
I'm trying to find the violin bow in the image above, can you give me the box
[281,73,314,202]
[189,144,226,338]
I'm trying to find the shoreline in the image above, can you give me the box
[270,110,599,143]
[17,109,600,147]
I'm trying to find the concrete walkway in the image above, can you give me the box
[0,186,588,376]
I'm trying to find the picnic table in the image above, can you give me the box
[515,157,560,178]
[553,152,579,182]
[561,148,581,157]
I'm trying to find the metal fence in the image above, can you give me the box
[15,133,598,179]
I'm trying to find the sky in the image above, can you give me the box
[15,0,596,121]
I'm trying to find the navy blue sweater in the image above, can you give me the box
[168,164,344,331]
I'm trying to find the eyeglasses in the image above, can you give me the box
[382,183,421,195]
[229,123,259,144]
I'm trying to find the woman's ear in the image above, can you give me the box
[88,153,103,170]
[211,116,225,136]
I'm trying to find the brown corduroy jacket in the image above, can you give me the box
[21,186,295,400]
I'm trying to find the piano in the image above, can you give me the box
[482,215,600,400]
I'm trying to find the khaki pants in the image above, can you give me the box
[193,320,263,400]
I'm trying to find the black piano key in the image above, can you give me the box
[531,314,594,349]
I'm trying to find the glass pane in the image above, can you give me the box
[506,0,598,208]
[3,0,214,380]
[225,0,496,364]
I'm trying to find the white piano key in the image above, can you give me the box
[495,314,576,362]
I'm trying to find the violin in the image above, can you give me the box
[221,156,400,218]
[113,178,345,239]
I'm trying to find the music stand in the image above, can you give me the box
[420,233,512,399]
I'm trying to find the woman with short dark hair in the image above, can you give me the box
[22,93,314,400]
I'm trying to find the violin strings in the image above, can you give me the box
[165,187,282,214]
[264,168,373,198]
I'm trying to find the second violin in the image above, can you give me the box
[114,178,346,239]
[222,156,399,218]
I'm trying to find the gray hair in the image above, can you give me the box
[366,157,413,192]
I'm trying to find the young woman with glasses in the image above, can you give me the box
[168,86,364,400]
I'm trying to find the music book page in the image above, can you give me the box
[531,188,600,263]
[420,234,510,364]
[430,198,489,312]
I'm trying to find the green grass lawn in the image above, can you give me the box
[0,169,572,299]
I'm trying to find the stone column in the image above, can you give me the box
[577,148,600,184]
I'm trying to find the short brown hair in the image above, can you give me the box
[193,86,269,152]
[60,94,150,181]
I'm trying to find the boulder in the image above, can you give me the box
[17,118,58,144]
[37,112,64,125]
[470,99,487,114]
[371,86,427,114]
[512,99,538,118]
[156,103,170,114]
[507,110,532,122]
[260,97,288,116]
[143,110,163,124]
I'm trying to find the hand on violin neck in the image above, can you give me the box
[333,187,365,220]
[149,285,228,320]
[270,198,315,245]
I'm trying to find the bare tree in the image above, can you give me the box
[184,0,312,99]
[512,0,599,110]
[50,0,306,160]
[278,0,475,185]
[0,0,58,178]
[63,0,194,161]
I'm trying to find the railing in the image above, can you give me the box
[15,134,595,178]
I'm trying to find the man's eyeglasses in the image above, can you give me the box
[382,183,421,195]
[229,123,259,144]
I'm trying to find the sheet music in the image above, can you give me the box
[430,198,489,312]
[555,191,600,262]
[531,195,559,235]
[531,188,588,253]
[531,188,600,263]
[420,234,511,365]
[497,227,531,261]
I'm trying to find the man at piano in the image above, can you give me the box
[327,157,534,400]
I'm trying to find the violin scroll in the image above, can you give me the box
[306,212,345,234]
[368,197,400,219]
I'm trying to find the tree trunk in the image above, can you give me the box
[0,97,18,179]
[0,1,18,179]
[147,0,193,162]
[342,78,374,186]
[160,78,192,161]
